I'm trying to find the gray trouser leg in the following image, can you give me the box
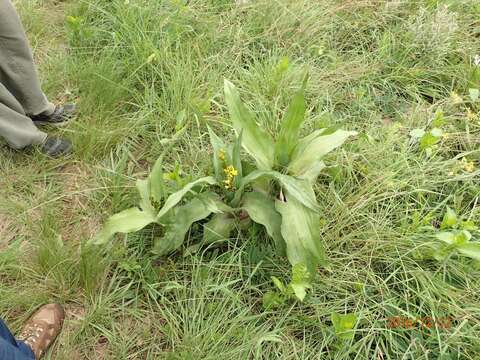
[0,0,52,149]
[0,82,47,148]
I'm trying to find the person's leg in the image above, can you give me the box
[0,319,35,360]
[0,82,47,149]
[0,0,54,117]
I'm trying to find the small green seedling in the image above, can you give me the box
[430,207,480,262]
[468,88,479,103]
[331,312,357,341]
[262,263,312,308]
[409,110,445,155]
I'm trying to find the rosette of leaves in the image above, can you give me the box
[92,78,356,300]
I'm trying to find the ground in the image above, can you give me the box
[1,0,480,359]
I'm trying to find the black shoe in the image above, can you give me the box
[32,104,76,126]
[40,137,73,157]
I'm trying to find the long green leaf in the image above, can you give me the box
[288,129,357,177]
[150,125,187,202]
[149,154,166,203]
[207,126,228,181]
[196,192,233,214]
[203,213,236,245]
[275,80,307,167]
[436,232,455,244]
[436,230,471,245]
[153,197,213,255]
[224,79,274,170]
[136,179,155,214]
[93,207,156,245]
[457,243,480,260]
[242,192,285,255]
[275,191,326,274]
[233,170,319,212]
[298,160,326,184]
[156,176,216,221]
[230,130,243,188]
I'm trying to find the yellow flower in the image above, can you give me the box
[223,165,238,177]
[222,165,238,190]
[223,178,232,189]
[218,149,226,161]
[450,92,463,105]
[146,53,157,63]
[461,158,475,173]
[466,109,477,121]
[231,167,238,176]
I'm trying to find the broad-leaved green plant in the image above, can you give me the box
[92,79,357,300]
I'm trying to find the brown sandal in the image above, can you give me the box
[18,304,65,359]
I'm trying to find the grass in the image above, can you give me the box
[1,0,480,358]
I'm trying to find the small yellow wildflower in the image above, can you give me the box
[450,91,463,105]
[146,53,157,63]
[218,149,226,161]
[461,158,475,173]
[222,165,238,190]
[224,165,238,177]
[223,179,232,189]
[466,109,477,121]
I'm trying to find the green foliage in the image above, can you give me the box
[331,312,358,341]
[233,169,320,212]
[7,0,480,358]
[428,207,480,262]
[149,155,166,204]
[289,262,313,301]
[419,129,443,150]
[224,79,275,170]
[92,126,219,250]
[94,79,355,301]
[440,206,458,229]
[262,263,312,308]
[155,177,216,221]
[65,15,92,45]
[93,174,217,247]
[207,126,229,182]
[469,88,479,103]
[409,112,445,155]
[288,129,357,180]
[153,197,215,255]
[274,76,307,167]
[218,79,354,299]
[431,109,445,127]
[95,207,156,245]
[275,191,326,274]
[202,213,236,245]
[242,192,285,255]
